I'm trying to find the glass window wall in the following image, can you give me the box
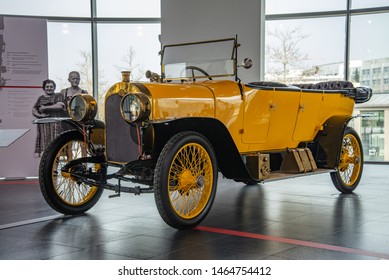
[266,0,347,15]
[96,23,161,119]
[0,0,90,17]
[352,0,389,9]
[265,1,389,162]
[0,0,161,120]
[265,17,345,84]
[47,22,92,92]
[361,111,385,161]
[96,0,160,18]
[349,13,389,93]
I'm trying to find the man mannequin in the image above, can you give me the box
[60,71,88,109]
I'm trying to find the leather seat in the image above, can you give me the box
[292,81,354,90]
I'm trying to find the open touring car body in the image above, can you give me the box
[36,37,372,229]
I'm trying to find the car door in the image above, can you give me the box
[265,89,300,149]
[242,88,300,149]
[242,88,272,144]
[293,90,323,141]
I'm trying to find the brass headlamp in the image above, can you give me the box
[120,92,151,123]
[68,94,98,122]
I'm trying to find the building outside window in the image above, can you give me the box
[362,69,370,75]
[361,110,385,161]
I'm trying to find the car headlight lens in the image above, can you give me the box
[68,94,97,122]
[120,92,150,123]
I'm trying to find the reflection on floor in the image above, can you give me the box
[1,164,389,260]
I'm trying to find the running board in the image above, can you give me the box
[263,168,335,183]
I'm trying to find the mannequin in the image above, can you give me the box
[60,71,88,110]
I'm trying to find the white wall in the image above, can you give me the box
[161,0,264,82]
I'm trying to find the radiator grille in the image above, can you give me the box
[105,94,139,163]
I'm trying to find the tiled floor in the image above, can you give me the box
[1,164,389,260]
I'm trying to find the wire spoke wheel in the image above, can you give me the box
[52,139,99,206]
[39,130,103,214]
[331,127,363,193]
[168,143,213,219]
[154,131,217,229]
[338,134,361,186]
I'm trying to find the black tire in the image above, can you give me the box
[330,127,363,193]
[243,181,258,186]
[39,130,103,214]
[154,131,218,229]
[233,179,258,186]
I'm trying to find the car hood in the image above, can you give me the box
[141,82,216,121]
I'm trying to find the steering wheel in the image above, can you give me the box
[184,66,212,81]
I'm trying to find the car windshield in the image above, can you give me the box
[161,38,237,81]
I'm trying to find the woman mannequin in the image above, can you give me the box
[33,79,65,156]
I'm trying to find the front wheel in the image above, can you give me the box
[330,127,363,193]
[39,130,103,214]
[154,131,218,229]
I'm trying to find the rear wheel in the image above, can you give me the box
[330,127,363,193]
[39,130,103,214]
[154,131,218,229]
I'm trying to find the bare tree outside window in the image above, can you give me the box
[76,50,108,120]
[266,25,310,83]
[114,46,146,81]
[77,50,93,93]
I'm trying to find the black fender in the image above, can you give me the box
[310,115,352,168]
[151,117,253,180]
[33,117,105,145]
[65,119,105,146]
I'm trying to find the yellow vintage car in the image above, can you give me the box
[37,37,372,229]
